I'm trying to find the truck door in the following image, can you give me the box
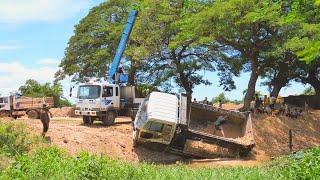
[113,86,120,109]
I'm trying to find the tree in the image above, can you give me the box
[301,87,316,95]
[284,0,320,63]
[58,0,217,107]
[212,93,229,104]
[19,79,72,108]
[56,0,141,84]
[135,0,217,104]
[178,0,287,110]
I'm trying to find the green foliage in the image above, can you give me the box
[271,147,320,179]
[1,146,277,180]
[135,84,157,97]
[0,122,34,157]
[301,87,316,95]
[19,79,72,108]
[212,93,229,103]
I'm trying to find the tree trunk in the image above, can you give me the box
[243,61,259,110]
[128,61,137,86]
[270,74,288,97]
[306,67,320,108]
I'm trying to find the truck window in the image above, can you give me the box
[116,87,119,96]
[78,85,101,99]
[145,121,164,133]
[102,86,113,97]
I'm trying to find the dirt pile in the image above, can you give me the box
[50,107,76,117]
[252,111,320,157]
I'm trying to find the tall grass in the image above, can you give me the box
[1,147,279,180]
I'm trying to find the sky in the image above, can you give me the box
[0,0,308,101]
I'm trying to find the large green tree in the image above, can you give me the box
[57,0,218,104]
[19,79,71,108]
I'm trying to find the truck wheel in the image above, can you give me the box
[27,110,40,119]
[83,116,91,124]
[102,111,115,126]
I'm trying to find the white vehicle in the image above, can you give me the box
[74,82,142,125]
[73,10,141,125]
[133,92,255,157]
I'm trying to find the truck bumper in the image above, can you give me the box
[75,110,99,116]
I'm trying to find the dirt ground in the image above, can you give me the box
[2,110,320,167]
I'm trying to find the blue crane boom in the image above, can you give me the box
[108,10,138,84]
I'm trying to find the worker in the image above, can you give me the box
[269,95,276,110]
[203,97,209,104]
[219,100,223,109]
[263,95,269,112]
[39,104,52,137]
[214,116,227,137]
[193,98,197,102]
[305,101,309,113]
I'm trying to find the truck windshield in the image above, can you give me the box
[78,85,101,99]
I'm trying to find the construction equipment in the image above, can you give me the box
[0,94,54,119]
[133,92,255,158]
[73,10,143,125]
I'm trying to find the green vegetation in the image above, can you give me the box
[19,79,73,108]
[212,93,243,105]
[1,119,320,179]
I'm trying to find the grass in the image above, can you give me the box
[0,119,319,180]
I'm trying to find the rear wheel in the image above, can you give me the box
[83,116,91,124]
[102,111,116,126]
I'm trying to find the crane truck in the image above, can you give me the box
[73,10,143,125]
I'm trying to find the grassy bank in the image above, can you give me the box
[0,120,319,179]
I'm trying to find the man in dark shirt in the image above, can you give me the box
[214,116,227,137]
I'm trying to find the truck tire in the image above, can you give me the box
[102,111,115,126]
[27,110,40,119]
[83,116,91,124]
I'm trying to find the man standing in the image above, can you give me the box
[214,116,227,137]
[39,105,52,137]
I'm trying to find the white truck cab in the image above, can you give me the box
[74,82,141,125]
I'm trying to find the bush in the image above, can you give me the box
[0,122,32,156]
[272,147,320,179]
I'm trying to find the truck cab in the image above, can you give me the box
[75,82,120,125]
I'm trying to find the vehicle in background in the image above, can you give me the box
[0,94,54,119]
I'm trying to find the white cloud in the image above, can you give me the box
[37,58,60,66]
[0,0,89,23]
[0,44,20,51]
[0,61,57,95]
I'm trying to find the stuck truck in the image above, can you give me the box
[133,92,255,157]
